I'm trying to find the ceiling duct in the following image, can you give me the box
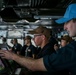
[16,0,31,7]
[34,19,54,25]
[0,0,75,22]
[28,0,61,8]
[15,19,29,25]
[3,0,71,8]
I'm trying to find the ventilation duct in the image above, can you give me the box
[3,0,74,8]
[15,19,29,25]
[34,19,54,25]
[16,0,31,7]
[1,0,75,22]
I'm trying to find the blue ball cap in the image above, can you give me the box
[55,3,76,24]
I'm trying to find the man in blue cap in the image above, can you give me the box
[0,3,76,75]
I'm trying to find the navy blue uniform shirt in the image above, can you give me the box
[36,43,55,58]
[20,45,27,56]
[12,43,22,54]
[43,41,76,75]
[25,44,37,58]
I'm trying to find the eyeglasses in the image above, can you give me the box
[34,34,42,38]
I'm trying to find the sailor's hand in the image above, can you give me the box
[0,50,14,60]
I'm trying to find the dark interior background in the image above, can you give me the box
[0,0,76,22]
